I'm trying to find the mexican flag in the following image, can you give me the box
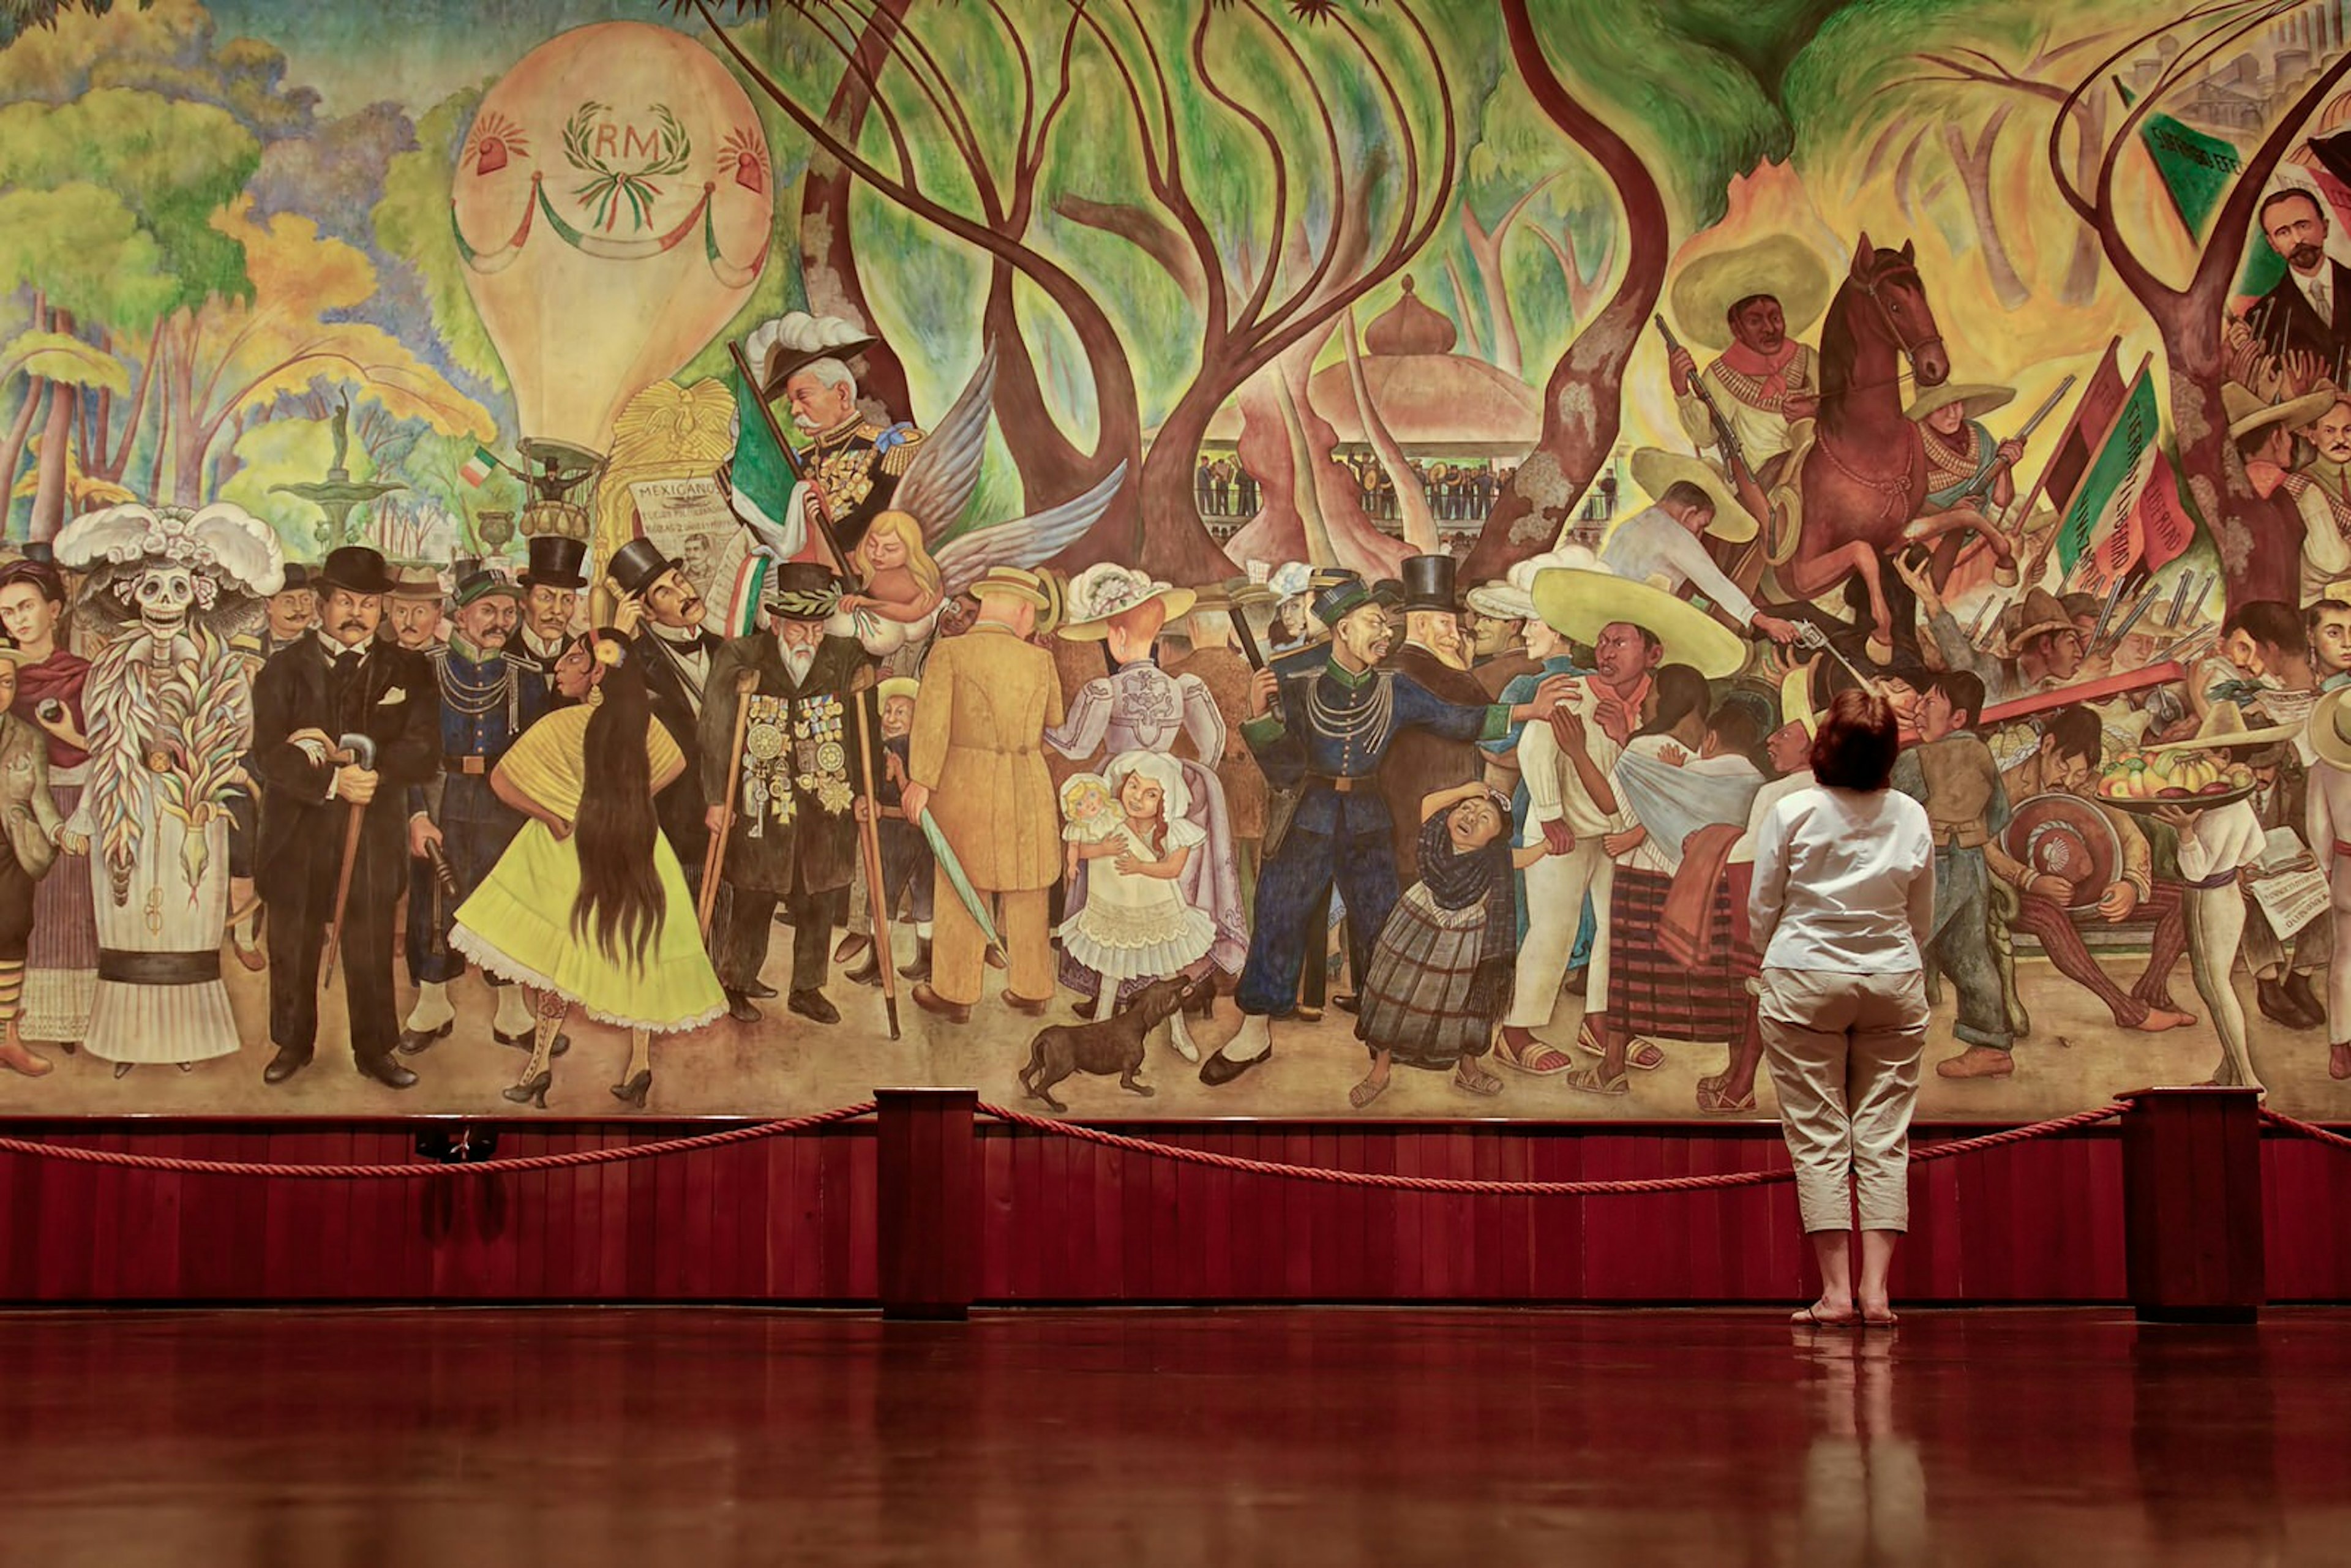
[459,443,498,488]
[727,354,798,522]
[2055,369,2159,579]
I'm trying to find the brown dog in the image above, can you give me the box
[1016,973,1210,1112]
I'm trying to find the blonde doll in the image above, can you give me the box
[1060,773,1118,888]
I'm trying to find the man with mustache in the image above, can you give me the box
[1665,238,1829,492]
[252,546,440,1090]
[607,539,724,898]
[384,567,446,653]
[2288,397,2351,606]
[511,535,586,709]
[396,566,547,1056]
[724,356,925,563]
[2249,188,2351,388]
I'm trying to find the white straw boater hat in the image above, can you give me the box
[1059,563,1196,640]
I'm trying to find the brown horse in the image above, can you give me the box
[1780,234,1953,661]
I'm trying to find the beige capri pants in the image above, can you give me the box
[1757,967,1929,1234]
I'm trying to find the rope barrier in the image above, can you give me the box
[0,1101,876,1179]
[970,1101,2134,1196]
[0,1097,2142,1192]
[2260,1108,2351,1154]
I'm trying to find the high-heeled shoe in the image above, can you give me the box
[113,1061,133,1079]
[502,1068,552,1108]
[609,1069,652,1109]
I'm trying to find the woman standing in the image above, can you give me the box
[1748,689,1937,1329]
[0,559,96,1056]
[0,650,62,1075]
[450,632,724,1109]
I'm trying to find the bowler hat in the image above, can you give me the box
[315,546,394,597]
[272,563,312,595]
[606,538,678,598]
[520,534,588,591]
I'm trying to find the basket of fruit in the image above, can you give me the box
[2094,749,2255,813]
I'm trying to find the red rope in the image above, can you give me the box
[0,1101,876,1179]
[2261,1108,2351,1153]
[972,1101,2131,1196]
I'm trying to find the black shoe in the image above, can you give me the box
[1199,1043,1272,1087]
[2285,970,2327,1027]
[397,1020,452,1056]
[788,988,840,1024]
[846,951,883,988]
[1333,992,1360,1016]
[492,1027,570,1057]
[610,1069,653,1110]
[502,1068,551,1108]
[2258,977,2320,1030]
[725,989,764,1024]
[899,937,932,981]
[263,1046,313,1086]
[743,979,778,999]
[356,1054,418,1090]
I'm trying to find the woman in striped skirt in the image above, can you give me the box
[0,560,95,1058]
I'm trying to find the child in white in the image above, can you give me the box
[1059,752,1213,1057]
[2160,788,2268,1096]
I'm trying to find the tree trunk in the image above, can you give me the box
[103,317,167,484]
[2059,95,2106,309]
[796,0,915,419]
[1341,309,1436,551]
[0,381,42,537]
[981,260,1097,516]
[1945,113,2029,311]
[1222,337,1411,580]
[1466,3,1670,581]
[29,310,77,542]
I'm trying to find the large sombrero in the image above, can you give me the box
[1528,566,1749,680]
[1780,656,1819,738]
[1667,234,1833,352]
[2222,381,2334,441]
[2159,699,2300,754]
[2312,686,2351,768]
[2002,794,2123,913]
[1625,449,1758,544]
[1906,383,2015,424]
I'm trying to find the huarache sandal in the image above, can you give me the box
[1562,1064,1629,1096]
[1695,1078,1757,1114]
[1348,1075,1391,1110]
[1626,1039,1666,1071]
[1495,1035,1574,1076]
[1452,1065,1504,1097]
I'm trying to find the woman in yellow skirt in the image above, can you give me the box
[451,629,725,1109]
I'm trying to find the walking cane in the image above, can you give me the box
[320,732,377,987]
[849,680,901,1040]
[699,669,760,939]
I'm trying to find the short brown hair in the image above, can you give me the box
[1809,687,1900,791]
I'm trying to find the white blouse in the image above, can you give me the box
[1748,785,1937,973]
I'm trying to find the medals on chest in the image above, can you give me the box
[739,691,853,836]
[814,437,879,514]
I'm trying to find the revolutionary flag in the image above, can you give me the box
[2131,88,2241,240]
[2070,445,2204,597]
[2017,340,2131,532]
[727,351,800,525]
[459,443,498,487]
[2057,367,2160,578]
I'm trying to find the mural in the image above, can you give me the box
[2,0,2350,1123]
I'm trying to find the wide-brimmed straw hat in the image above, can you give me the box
[1626,448,1759,544]
[1528,566,1749,680]
[2159,700,2301,754]
[1667,234,1832,352]
[1906,383,2015,424]
[2223,381,2335,442]
[1059,563,1196,640]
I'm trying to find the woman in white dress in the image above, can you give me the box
[53,503,284,1077]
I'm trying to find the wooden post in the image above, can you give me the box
[2119,1087,2265,1323]
[874,1087,981,1320]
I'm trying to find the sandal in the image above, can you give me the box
[1495,1035,1574,1076]
[1452,1066,1503,1097]
[1695,1079,1757,1115]
[1348,1076,1390,1110]
[1626,1038,1665,1071]
[1562,1064,1629,1097]
[1861,1308,1900,1328]
[1793,1302,1860,1328]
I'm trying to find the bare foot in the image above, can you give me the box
[2132,1008,2195,1033]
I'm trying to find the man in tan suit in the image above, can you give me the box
[901,567,1065,1023]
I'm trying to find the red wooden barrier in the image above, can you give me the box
[2120,1087,2266,1323]
[874,1089,980,1319]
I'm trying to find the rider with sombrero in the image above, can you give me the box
[1667,234,1831,490]
[1602,451,1800,646]
[1912,383,2026,514]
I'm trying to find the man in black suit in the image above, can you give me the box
[2249,188,2351,386]
[251,546,440,1090]
[605,538,721,891]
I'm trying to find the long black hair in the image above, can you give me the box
[571,639,662,970]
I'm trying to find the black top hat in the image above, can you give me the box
[315,547,393,597]
[1397,553,1461,614]
[520,534,589,590]
[606,538,679,598]
[764,561,843,622]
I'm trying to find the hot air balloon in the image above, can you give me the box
[451,21,773,541]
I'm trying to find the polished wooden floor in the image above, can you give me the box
[0,1307,2343,1565]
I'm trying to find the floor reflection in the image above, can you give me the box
[0,1307,2341,1566]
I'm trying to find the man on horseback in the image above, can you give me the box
[1666,236,1831,494]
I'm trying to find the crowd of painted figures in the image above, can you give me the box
[13,217,2351,1119]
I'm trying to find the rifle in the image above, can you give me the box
[1655,315,1772,533]
[1949,377,2073,575]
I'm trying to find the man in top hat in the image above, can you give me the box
[512,535,587,708]
[383,566,446,653]
[1665,236,1831,489]
[700,561,874,1025]
[397,565,546,1056]
[607,538,722,891]
[1378,554,1494,885]
[1602,452,1799,646]
[901,567,1065,1025]
[1203,571,1575,1086]
[250,546,441,1090]
[2247,187,2351,388]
